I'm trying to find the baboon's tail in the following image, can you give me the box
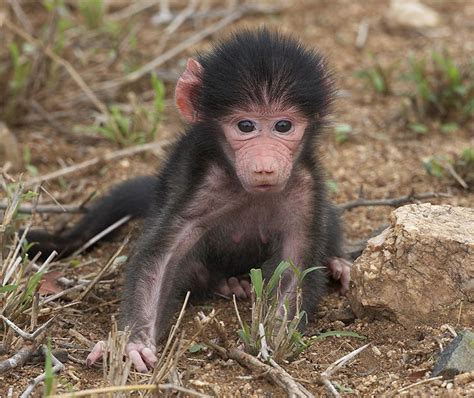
[26,176,156,260]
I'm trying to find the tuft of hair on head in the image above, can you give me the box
[196,28,334,121]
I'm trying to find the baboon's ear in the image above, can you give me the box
[175,59,203,123]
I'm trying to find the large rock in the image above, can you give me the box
[348,204,474,328]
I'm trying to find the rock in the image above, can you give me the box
[385,0,440,29]
[432,331,474,377]
[0,121,23,172]
[348,204,474,328]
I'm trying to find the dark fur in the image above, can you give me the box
[27,29,344,344]
[196,29,333,121]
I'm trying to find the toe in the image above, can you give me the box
[240,279,252,299]
[128,350,148,373]
[332,268,342,280]
[216,279,232,297]
[86,341,105,366]
[141,347,157,367]
[228,277,246,300]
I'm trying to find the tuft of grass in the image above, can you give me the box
[42,0,74,55]
[356,56,396,96]
[356,52,473,133]
[78,0,105,30]
[90,74,166,147]
[422,156,446,178]
[326,179,339,194]
[1,1,71,124]
[102,321,132,387]
[334,123,353,143]
[0,42,33,123]
[451,147,474,188]
[43,339,57,396]
[23,146,39,177]
[0,182,49,329]
[405,52,474,125]
[234,261,320,362]
[423,146,474,190]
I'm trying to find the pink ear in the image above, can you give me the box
[175,59,203,123]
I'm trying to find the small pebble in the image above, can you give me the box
[372,346,382,356]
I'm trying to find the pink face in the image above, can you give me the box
[221,109,307,194]
[174,59,308,194]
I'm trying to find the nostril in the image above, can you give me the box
[253,159,275,174]
[254,168,274,175]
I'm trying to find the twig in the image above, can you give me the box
[0,202,87,214]
[108,0,162,22]
[68,329,94,348]
[443,162,469,189]
[156,0,198,54]
[0,318,54,374]
[90,3,281,96]
[337,191,451,212]
[0,344,40,374]
[0,316,55,341]
[151,291,192,383]
[396,376,443,394]
[72,216,131,258]
[49,384,210,398]
[20,345,65,398]
[24,139,171,187]
[269,357,314,397]
[442,324,458,338]
[2,18,107,114]
[226,348,313,398]
[319,343,371,398]
[322,343,370,377]
[38,283,88,307]
[198,313,313,397]
[149,0,172,25]
[153,5,269,25]
[96,9,244,94]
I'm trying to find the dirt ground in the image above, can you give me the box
[1,0,473,396]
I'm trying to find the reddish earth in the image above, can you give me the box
[1,0,473,396]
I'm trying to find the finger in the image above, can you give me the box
[339,259,351,295]
[228,277,245,299]
[141,347,157,367]
[240,279,252,299]
[216,279,232,297]
[129,350,148,373]
[339,269,350,296]
[327,258,342,280]
[332,268,342,280]
[86,341,105,366]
